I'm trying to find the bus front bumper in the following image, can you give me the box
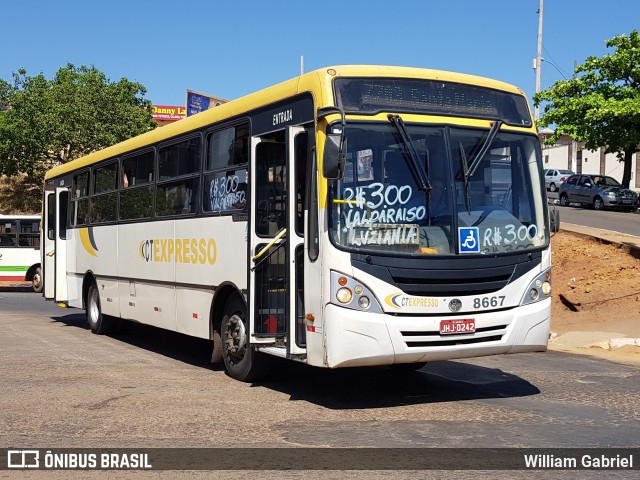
[322,300,550,368]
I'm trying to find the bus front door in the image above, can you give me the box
[250,126,307,357]
[43,187,69,302]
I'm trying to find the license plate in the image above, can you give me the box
[440,319,476,335]
[622,200,632,204]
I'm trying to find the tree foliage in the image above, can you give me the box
[534,30,640,187]
[0,64,157,186]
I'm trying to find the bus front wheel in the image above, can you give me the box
[221,294,269,382]
[86,283,116,334]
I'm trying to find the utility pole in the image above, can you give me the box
[534,0,544,122]
[300,56,304,76]
[571,59,578,172]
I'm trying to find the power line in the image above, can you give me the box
[542,58,569,81]
[542,45,572,78]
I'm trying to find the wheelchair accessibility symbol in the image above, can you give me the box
[459,227,480,253]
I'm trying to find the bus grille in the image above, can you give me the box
[352,251,541,297]
[391,267,512,297]
[401,325,508,347]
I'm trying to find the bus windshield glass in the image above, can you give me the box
[329,123,547,256]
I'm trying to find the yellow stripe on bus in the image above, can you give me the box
[79,228,98,257]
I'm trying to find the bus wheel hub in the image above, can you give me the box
[224,314,246,358]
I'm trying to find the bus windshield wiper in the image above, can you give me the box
[387,114,431,192]
[459,120,503,213]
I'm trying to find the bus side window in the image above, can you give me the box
[16,219,41,247]
[120,150,155,221]
[71,171,90,226]
[203,124,249,214]
[1,221,17,247]
[91,162,118,223]
[157,137,201,217]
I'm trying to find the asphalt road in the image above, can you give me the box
[1,289,639,461]
[548,191,640,236]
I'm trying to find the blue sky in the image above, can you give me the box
[1,0,638,108]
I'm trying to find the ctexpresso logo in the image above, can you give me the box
[8,450,40,468]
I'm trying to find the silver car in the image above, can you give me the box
[558,174,639,211]
[544,168,574,192]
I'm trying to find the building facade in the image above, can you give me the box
[540,133,640,191]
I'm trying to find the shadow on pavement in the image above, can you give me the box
[253,359,541,409]
[50,312,540,409]
[0,285,34,293]
[51,313,217,370]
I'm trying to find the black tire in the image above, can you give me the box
[86,283,116,334]
[559,193,569,207]
[593,196,604,210]
[32,266,43,293]
[221,293,270,382]
[388,362,427,372]
[550,209,560,233]
[549,183,557,192]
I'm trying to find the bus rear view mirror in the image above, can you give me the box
[323,133,346,180]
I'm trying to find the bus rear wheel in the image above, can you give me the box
[86,283,116,334]
[32,267,43,293]
[221,294,269,382]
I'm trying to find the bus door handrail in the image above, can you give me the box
[251,228,286,271]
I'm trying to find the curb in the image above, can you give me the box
[559,223,640,259]
[549,332,640,351]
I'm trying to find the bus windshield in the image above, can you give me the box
[330,123,547,256]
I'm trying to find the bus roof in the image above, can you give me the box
[0,214,40,219]
[44,65,526,181]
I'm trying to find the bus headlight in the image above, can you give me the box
[521,269,551,306]
[330,271,382,313]
[336,288,353,304]
[358,296,371,309]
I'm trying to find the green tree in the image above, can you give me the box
[0,64,156,186]
[534,30,640,188]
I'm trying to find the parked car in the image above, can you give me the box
[544,168,574,192]
[558,174,639,211]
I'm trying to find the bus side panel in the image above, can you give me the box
[175,217,248,339]
[66,229,82,308]
[0,248,38,282]
[131,283,177,331]
[118,221,176,331]
[72,225,119,312]
[97,279,120,317]
[175,288,212,338]
[0,215,41,284]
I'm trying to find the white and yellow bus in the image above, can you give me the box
[42,65,551,381]
[0,214,42,291]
